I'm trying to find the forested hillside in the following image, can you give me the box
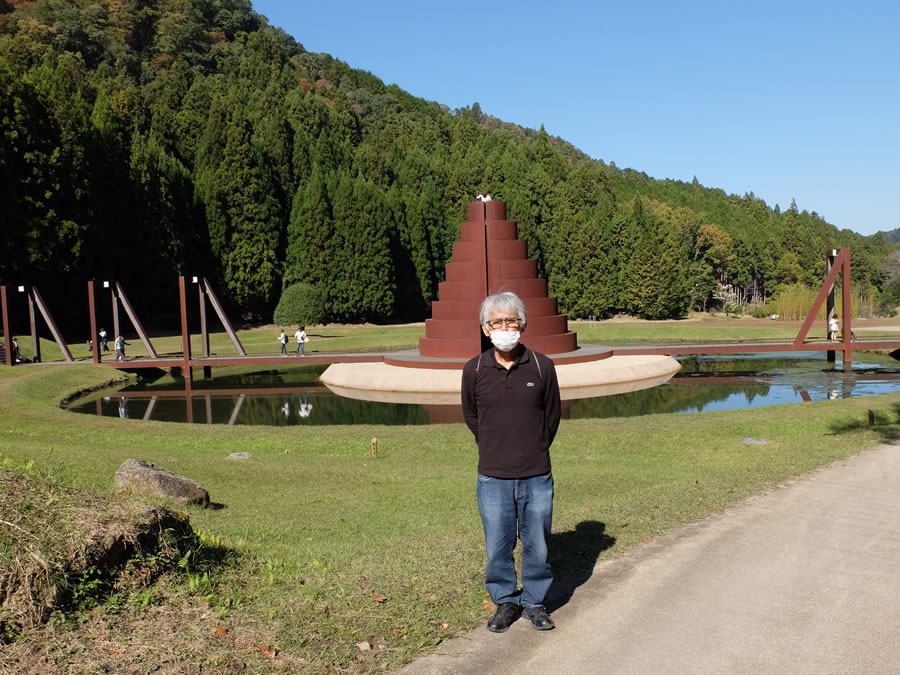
[1,0,891,327]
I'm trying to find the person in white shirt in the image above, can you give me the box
[828,315,839,342]
[295,326,307,355]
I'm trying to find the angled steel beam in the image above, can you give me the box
[202,277,246,356]
[29,286,73,361]
[114,282,159,359]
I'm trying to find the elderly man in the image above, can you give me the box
[461,291,561,633]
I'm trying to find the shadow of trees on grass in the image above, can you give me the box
[828,402,900,442]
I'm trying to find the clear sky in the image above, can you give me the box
[250,0,898,236]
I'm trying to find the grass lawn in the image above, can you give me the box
[7,323,427,363]
[2,326,900,672]
[572,314,900,343]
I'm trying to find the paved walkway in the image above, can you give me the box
[403,442,900,674]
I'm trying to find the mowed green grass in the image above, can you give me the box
[2,356,899,672]
[8,322,426,363]
[571,315,900,343]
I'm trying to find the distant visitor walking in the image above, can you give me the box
[115,335,128,361]
[99,328,109,352]
[279,330,288,355]
[295,326,307,355]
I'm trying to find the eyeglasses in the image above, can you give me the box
[486,317,521,330]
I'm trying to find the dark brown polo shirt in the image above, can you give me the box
[461,346,561,478]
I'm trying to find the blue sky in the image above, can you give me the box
[251,0,898,236]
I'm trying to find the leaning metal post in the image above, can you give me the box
[29,286,73,362]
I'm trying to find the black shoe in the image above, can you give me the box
[523,606,555,631]
[487,602,522,633]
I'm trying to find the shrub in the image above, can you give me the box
[747,303,770,319]
[273,283,326,327]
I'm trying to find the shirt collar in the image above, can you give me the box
[486,344,527,369]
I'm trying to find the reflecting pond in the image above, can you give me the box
[66,351,900,426]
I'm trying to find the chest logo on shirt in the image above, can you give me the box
[526,381,535,387]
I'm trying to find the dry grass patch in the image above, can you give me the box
[0,467,193,637]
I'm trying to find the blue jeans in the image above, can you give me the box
[477,472,553,607]
[296,341,304,354]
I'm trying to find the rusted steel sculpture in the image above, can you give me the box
[419,200,576,358]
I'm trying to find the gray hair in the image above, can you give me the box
[479,292,527,328]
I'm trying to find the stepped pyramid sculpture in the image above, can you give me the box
[324,198,678,403]
[419,200,577,358]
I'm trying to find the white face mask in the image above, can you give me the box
[490,330,520,352]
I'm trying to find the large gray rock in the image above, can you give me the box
[114,459,210,507]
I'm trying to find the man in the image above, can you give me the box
[461,292,561,633]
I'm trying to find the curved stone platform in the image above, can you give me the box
[320,352,681,405]
[384,344,613,370]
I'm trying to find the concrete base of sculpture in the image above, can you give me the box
[320,351,681,405]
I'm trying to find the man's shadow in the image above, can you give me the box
[545,520,615,612]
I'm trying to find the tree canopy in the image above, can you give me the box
[0,0,890,327]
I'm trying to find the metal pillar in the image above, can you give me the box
[110,283,120,340]
[178,275,191,381]
[88,281,100,364]
[1,286,10,366]
[826,253,836,364]
[26,288,40,363]
[842,250,852,369]
[198,279,210,357]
